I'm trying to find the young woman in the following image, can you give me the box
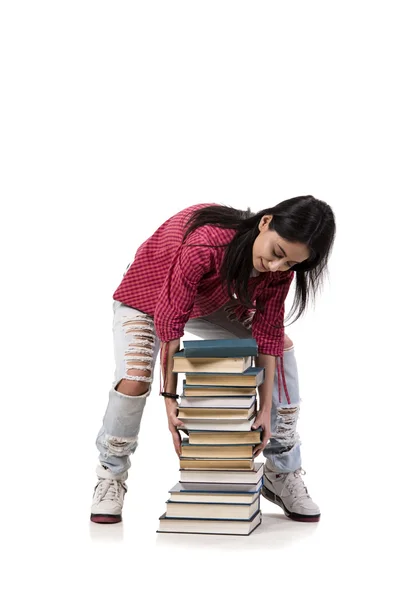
[91,196,336,524]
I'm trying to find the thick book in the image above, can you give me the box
[171,479,263,494]
[179,462,263,484]
[179,395,256,409]
[178,402,256,420]
[188,428,262,445]
[178,414,256,431]
[165,497,260,520]
[180,440,254,458]
[173,352,252,374]
[185,367,264,388]
[168,482,261,504]
[183,382,257,397]
[157,509,262,536]
[179,457,255,470]
[182,338,258,358]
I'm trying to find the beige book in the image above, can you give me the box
[180,444,254,458]
[165,497,260,520]
[188,430,262,445]
[173,355,252,373]
[179,458,254,470]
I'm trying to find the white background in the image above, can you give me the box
[1,1,398,598]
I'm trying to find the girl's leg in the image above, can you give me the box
[95,301,160,475]
[91,301,160,523]
[263,341,302,472]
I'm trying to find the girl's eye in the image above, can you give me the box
[273,250,292,268]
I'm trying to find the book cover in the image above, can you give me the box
[182,338,258,358]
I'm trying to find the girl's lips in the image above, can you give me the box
[261,258,268,271]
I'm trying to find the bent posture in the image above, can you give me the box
[91,197,336,524]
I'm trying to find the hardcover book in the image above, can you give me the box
[173,352,252,374]
[178,402,256,420]
[185,367,264,388]
[180,440,254,459]
[182,338,258,358]
[179,462,263,484]
[183,383,257,397]
[188,428,262,445]
[157,509,262,536]
[171,479,263,494]
[179,457,255,470]
[165,497,260,520]
[179,395,256,409]
[168,482,261,504]
[178,414,256,431]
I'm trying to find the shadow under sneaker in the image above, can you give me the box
[90,465,128,524]
[261,465,321,522]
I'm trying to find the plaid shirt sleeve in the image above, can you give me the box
[252,270,294,356]
[154,233,214,342]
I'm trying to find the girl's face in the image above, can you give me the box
[252,215,310,272]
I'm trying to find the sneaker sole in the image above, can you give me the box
[261,485,320,523]
[90,513,122,524]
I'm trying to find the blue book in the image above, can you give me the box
[182,338,258,358]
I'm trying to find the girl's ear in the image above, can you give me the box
[258,214,273,232]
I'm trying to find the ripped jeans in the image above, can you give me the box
[95,301,301,477]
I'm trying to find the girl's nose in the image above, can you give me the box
[269,258,285,271]
[268,260,281,271]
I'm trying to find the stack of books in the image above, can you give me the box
[157,338,264,536]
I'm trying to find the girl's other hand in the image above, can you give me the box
[165,398,185,457]
[252,409,271,458]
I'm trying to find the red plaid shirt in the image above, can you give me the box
[113,203,294,358]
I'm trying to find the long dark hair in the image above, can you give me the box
[183,196,336,324]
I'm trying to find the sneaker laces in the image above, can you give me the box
[94,478,125,505]
[282,469,310,499]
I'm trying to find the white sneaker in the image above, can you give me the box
[262,463,321,522]
[90,465,128,524]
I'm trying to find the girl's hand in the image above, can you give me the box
[165,398,185,457]
[251,409,271,458]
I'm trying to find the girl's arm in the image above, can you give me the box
[161,338,181,395]
[252,353,276,457]
[162,338,186,457]
[251,270,294,358]
[254,353,276,415]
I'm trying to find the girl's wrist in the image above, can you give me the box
[161,392,179,399]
